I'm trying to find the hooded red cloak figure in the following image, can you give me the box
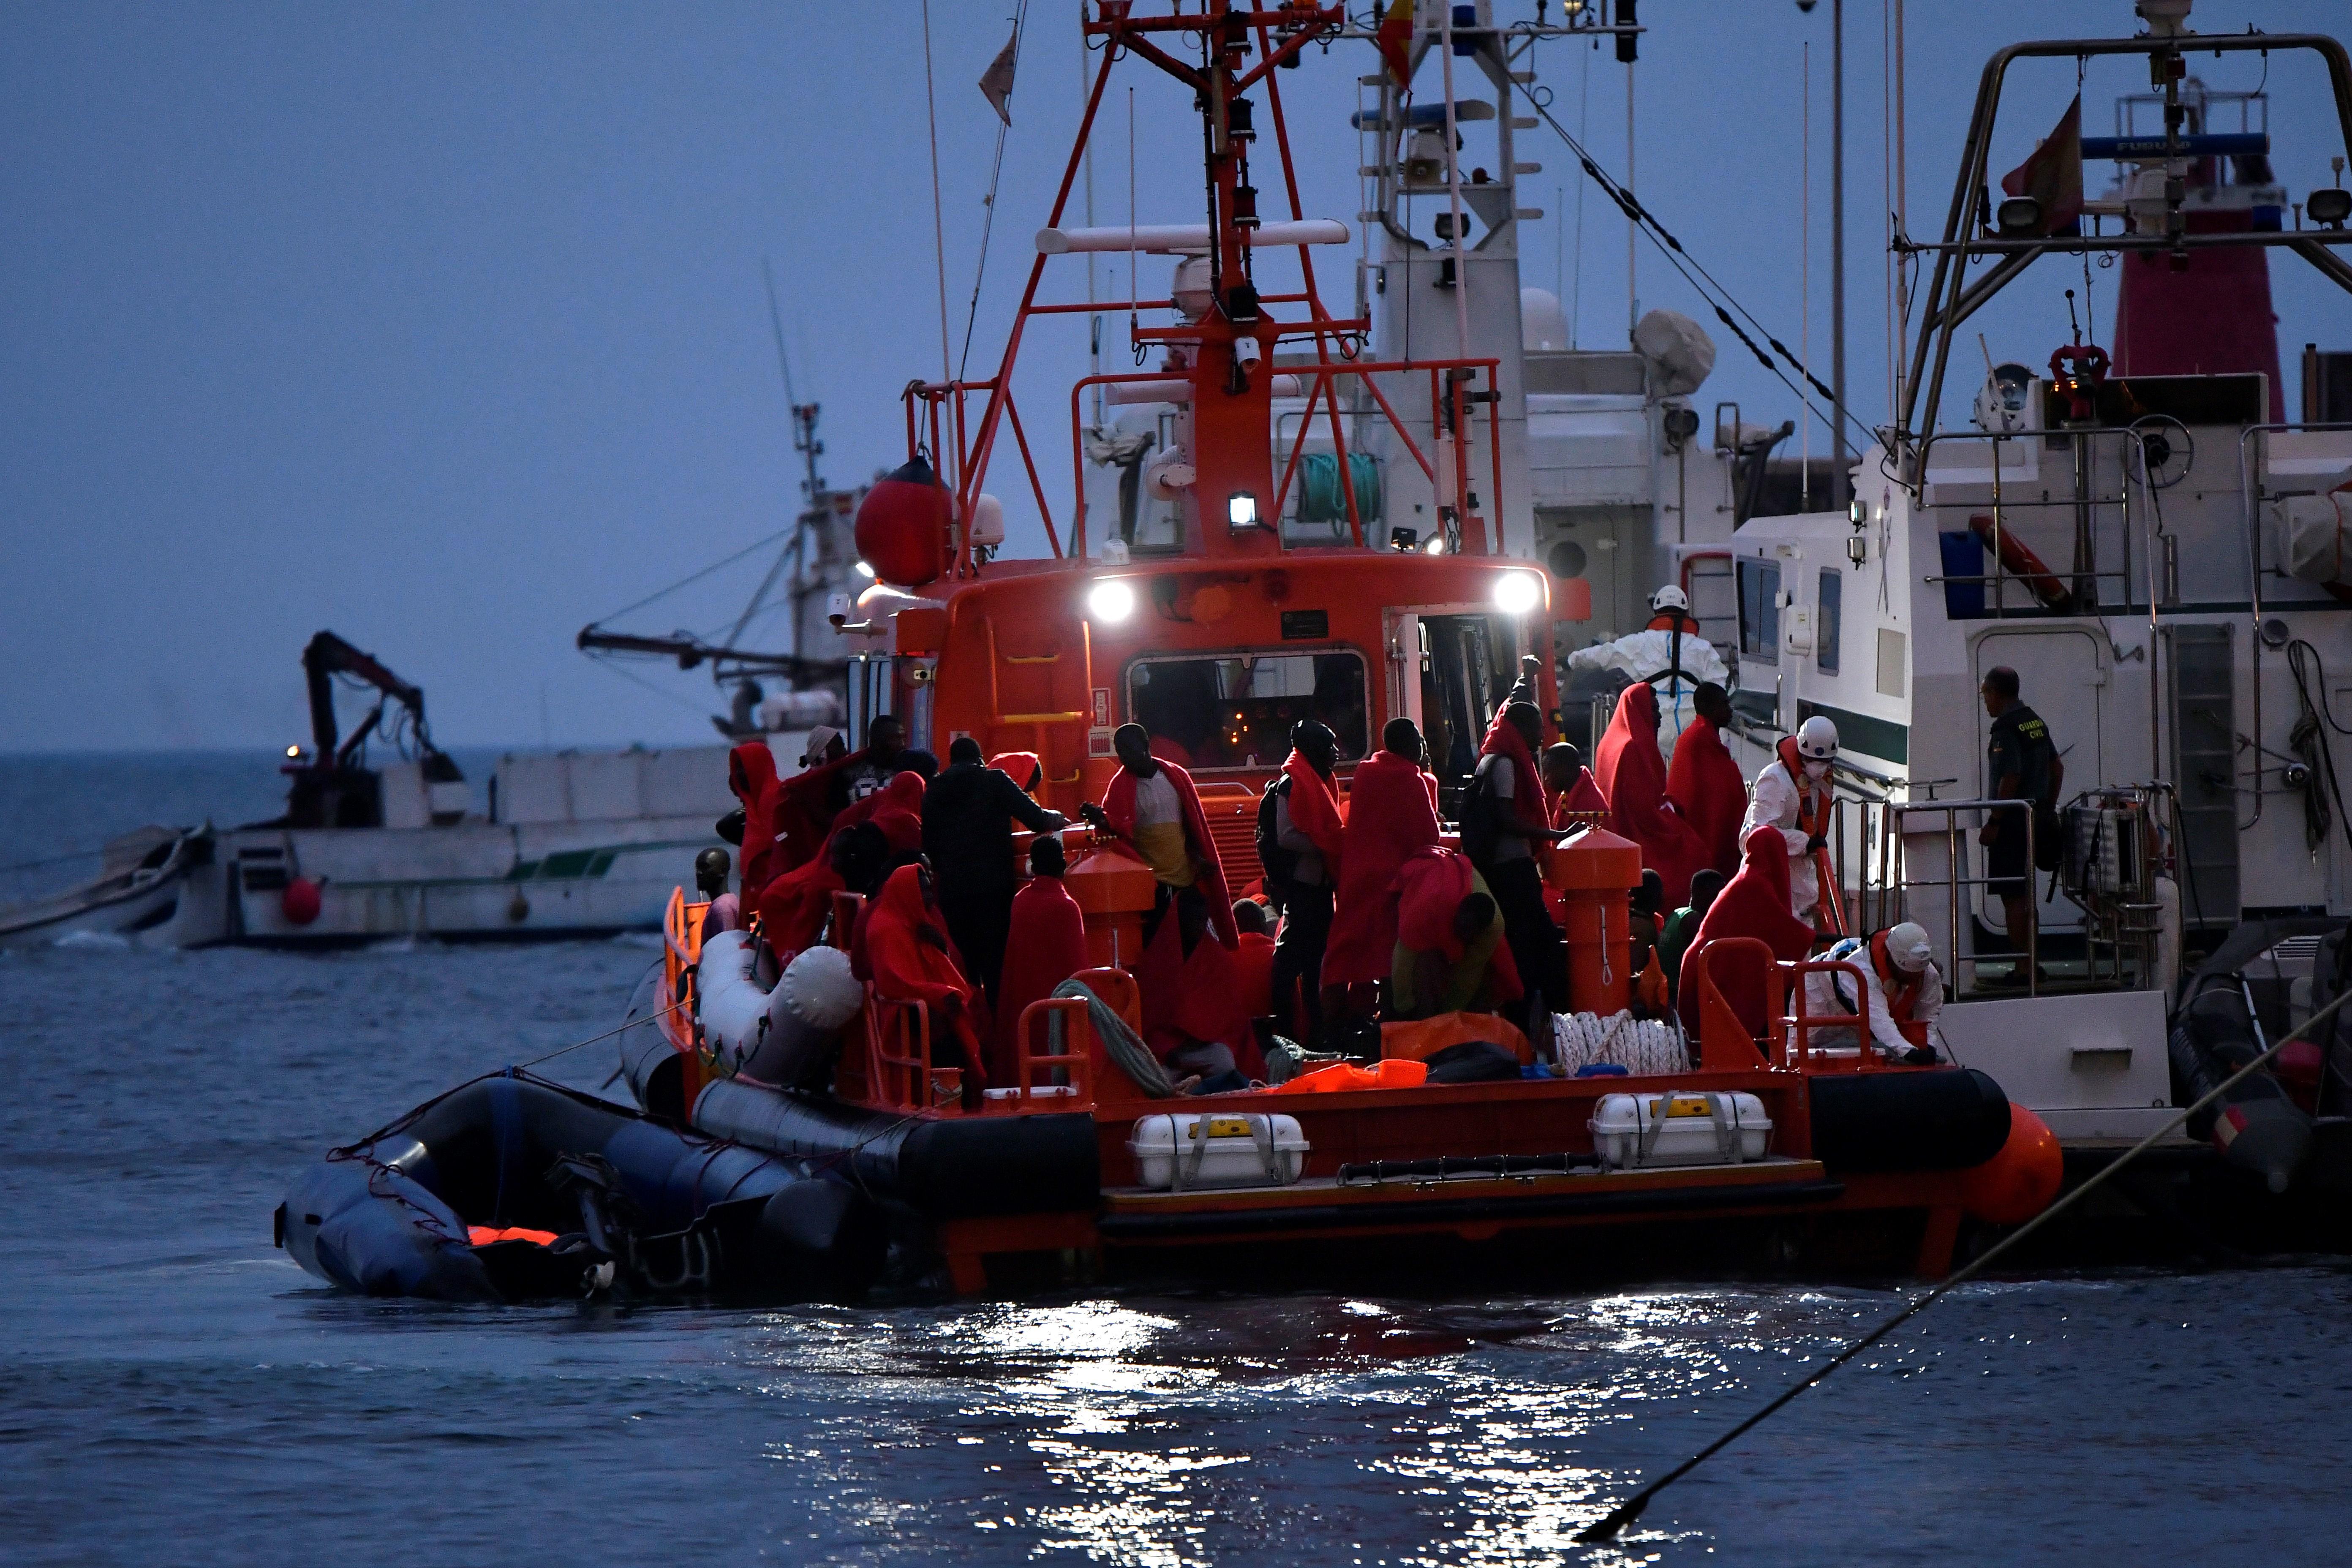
[1393,845,1523,1000]
[1595,683,1713,906]
[1678,825,1818,1044]
[1552,765,1609,825]
[988,751,1043,795]
[727,743,786,898]
[1323,746,1440,986]
[755,831,846,958]
[836,771,926,857]
[1665,707,1748,878]
[863,864,988,1091]
[990,863,1089,1083]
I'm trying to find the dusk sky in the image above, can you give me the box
[6,1,2347,754]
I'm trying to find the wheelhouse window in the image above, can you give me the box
[1737,558,1780,664]
[1126,650,1368,770]
[1816,567,1843,674]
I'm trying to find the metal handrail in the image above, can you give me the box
[1882,798,2036,998]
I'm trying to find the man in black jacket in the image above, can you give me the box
[1979,665,2061,985]
[922,736,1067,1003]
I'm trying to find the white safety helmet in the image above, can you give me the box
[1885,922,1934,974]
[1650,584,1690,614]
[1796,714,1840,760]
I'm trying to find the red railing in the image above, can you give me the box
[1772,959,1884,1072]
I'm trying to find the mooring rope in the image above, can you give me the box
[1576,982,2352,1543]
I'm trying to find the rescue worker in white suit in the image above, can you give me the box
[1741,715,1839,926]
[1801,922,1945,1063]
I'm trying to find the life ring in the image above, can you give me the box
[1969,512,2075,613]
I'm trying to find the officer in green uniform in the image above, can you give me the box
[1979,665,2062,984]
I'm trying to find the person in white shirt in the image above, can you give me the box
[1741,714,1838,925]
[1801,922,1944,1062]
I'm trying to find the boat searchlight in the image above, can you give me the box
[1087,579,1136,622]
[1493,572,1543,616]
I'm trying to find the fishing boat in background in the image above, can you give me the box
[1,631,740,948]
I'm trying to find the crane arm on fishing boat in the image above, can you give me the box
[302,630,436,763]
[574,624,833,685]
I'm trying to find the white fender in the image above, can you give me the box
[741,947,864,1087]
[697,936,868,1083]
[697,929,769,1069]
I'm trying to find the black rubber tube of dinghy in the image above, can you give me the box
[278,1074,885,1301]
[1806,1067,2012,1173]
[690,1077,1100,1219]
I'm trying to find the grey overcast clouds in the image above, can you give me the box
[5,1,2347,753]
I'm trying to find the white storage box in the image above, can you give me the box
[1127,1112,1307,1191]
[1589,1091,1772,1170]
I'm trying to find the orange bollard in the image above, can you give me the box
[1547,826,1642,1016]
[1061,836,1159,971]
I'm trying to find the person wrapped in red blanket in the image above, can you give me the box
[1677,824,1818,1048]
[1266,720,1348,1045]
[1389,844,1522,1018]
[863,863,988,1107]
[1542,741,1611,828]
[990,836,1092,1085]
[725,743,787,899]
[1594,681,1713,906]
[1079,723,1256,1083]
[1664,681,1747,879]
[834,770,926,857]
[768,715,907,877]
[1323,717,1442,994]
[1467,702,1571,1020]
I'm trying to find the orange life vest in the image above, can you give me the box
[467,1226,558,1248]
[1774,736,1831,837]
[1868,929,1925,1025]
[1645,610,1701,634]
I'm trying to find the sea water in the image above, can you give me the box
[3,753,2350,1564]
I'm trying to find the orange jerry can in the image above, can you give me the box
[1547,826,1641,1017]
[1061,837,1159,972]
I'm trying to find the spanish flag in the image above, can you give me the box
[1376,0,1415,89]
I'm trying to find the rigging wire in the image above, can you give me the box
[590,655,734,720]
[920,0,955,424]
[1577,980,2352,1543]
[582,525,795,632]
[1510,60,1873,452]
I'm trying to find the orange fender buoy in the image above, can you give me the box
[1959,1101,2063,1225]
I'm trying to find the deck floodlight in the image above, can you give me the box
[1493,572,1542,616]
[854,560,877,579]
[2311,187,2352,227]
[1228,491,1263,529]
[1995,196,2043,237]
[1087,579,1136,622]
[1390,526,1419,551]
[1425,534,1448,555]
